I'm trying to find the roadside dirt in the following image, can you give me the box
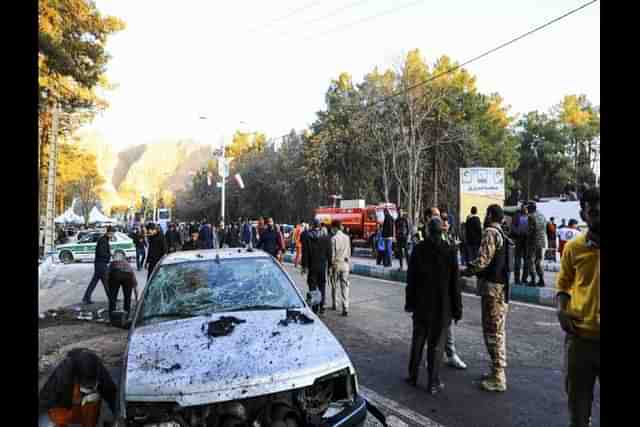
[38,302,132,390]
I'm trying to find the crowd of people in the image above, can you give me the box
[71,187,598,427]
[403,188,599,427]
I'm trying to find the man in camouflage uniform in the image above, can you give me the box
[525,201,547,287]
[462,204,510,392]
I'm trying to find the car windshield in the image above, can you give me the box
[138,257,304,326]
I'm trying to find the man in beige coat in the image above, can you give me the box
[330,220,351,316]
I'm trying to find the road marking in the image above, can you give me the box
[359,385,444,427]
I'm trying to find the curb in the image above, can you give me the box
[283,253,556,308]
[350,249,561,273]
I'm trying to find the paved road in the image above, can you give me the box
[283,264,599,427]
[39,261,599,426]
[39,261,148,313]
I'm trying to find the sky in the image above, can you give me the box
[88,0,600,151]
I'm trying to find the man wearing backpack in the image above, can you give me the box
[461,204,513,392]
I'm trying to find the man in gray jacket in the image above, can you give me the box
[330,220,351,316]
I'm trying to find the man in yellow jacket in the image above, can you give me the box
[556,187,600,427]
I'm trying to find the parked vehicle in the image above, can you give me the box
[55,231,136,264]
[115,248,367,427]
[315,199,398,248]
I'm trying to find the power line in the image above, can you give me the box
[248,0,324,33]
[272,0,371,38]
[301,0,426,42]
[374,0,598,107]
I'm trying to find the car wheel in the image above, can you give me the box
[60,251,73,264]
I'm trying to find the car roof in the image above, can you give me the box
[159,248,273,266]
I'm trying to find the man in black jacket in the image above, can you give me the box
[145,223,167,280]
[182,226,208,251]
[39,348,117,427]
[165,223,183,253]
[395,211,411,271]
[132,227,147,271]
[257,219,279,257]
[382,208,395,267]
[82,227,114,305]
[304,219,332,315]
[405,217,462,394]
[465,206,483,262]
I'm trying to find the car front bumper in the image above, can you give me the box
[323,394,367,427]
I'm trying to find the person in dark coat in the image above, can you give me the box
[82,226,114,305]
[257,219,279,257]
[165,223,183,253]
[465,206,483,262]
[395,211,411,271]
[132,227,147,271]
[145,223,167,280]
[39,348,117,427]
[382,208,395,267]
[198,219,213,249]
[241,218,253,248]
[405,217,462,394]
[304,219,333,315]
[300,223,311,275]
[182,226,208,251]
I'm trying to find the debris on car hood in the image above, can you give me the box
[202,316,246,337]
[125,310,352,406]
[279,309,314,327]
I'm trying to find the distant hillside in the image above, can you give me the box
[74,131,210,213]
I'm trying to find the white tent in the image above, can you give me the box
[54,208,84,225]
[88,206,117,224]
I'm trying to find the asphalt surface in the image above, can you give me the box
[38,261,599,426]
[283,264,599,427]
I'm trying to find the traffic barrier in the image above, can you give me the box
[283,253,556,308]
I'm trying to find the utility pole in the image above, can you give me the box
[44,104,59,256]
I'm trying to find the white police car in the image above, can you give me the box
[55,231,136,264]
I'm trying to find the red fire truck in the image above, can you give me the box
[314,199,398,248]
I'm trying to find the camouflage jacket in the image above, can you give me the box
[527,212,547,249]
[466,223,506,294]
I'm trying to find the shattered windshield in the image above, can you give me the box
[138,258,304,325]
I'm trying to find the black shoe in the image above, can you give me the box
[537,281,545,287]
[342,311,348,317]
[428,381,445,395]
[405,377,417,387]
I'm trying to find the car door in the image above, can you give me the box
[73,233,99,261]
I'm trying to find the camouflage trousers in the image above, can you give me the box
[481,284,508,370]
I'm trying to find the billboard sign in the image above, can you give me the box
[459,168,505,224]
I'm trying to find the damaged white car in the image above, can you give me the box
[115,249,368,427]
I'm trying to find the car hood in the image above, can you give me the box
[124,309,353,407]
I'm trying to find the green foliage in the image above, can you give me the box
[176,50,598,224]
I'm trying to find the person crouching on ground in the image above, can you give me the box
[107,251,138,320]
[39,348,117,427]
[405,217,462,394]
